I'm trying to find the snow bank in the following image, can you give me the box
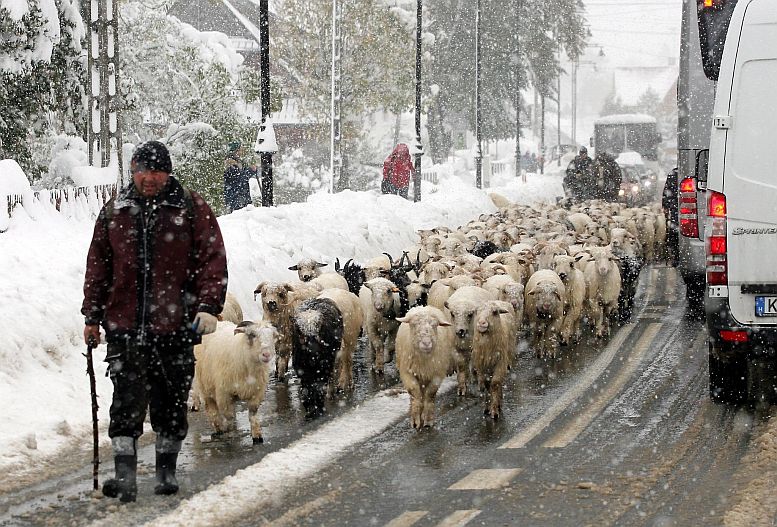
[0,174,562,477]
[0,159,34,231]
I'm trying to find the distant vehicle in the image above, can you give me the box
[591,114,662,176]
[617,166,652,208]
[705,0,777,406]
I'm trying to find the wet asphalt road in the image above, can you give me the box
[0,265,771,527]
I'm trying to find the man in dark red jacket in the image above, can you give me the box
[82,141,227,502]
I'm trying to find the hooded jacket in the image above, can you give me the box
[383,144,414,189]
[82,177,227,345]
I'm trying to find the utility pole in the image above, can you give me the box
[330,0,343,194]
[572,59,578,145]
[258,0,274,206]
[514,0,522,178]
[475,0,482,189]
[557,41,562,167]
[540,95,546,174]
[413,0,423,202]
[86,0,123,186]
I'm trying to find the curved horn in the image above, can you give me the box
[383,252,395,267]
[335,257,342,272]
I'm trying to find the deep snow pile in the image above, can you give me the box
[0,173,563,476]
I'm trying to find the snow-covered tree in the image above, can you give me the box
[118,1,255,211]
[0,0,86,180]
[424,0,588,161]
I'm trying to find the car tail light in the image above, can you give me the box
[720,330,748,343]
[679,177,699,238]
[706,191,727,286]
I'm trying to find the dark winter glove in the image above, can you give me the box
[192,312,218,335]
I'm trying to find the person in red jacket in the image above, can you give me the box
[381,143,414,199]
[81,141,227,502]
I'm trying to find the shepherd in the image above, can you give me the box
[82,140,228,502]
[381,143,414,199]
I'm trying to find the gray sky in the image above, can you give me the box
[582,0,683,67]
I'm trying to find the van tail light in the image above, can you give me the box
[680,177,700,238]
[706,191,727,286]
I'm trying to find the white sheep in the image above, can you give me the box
[193,321,277,444]
[218,292,243,324]
[472,301,516,419]
[583,246,622,339]
[525,269,566,359]
[363,255,392,281]
[395,307,454,429]
[483,275,525,329]
[427,274,481,311]
[317,288,364,393]
[288,258,328,282]
[310,272,350,292]
[444,285,495,396]
[551,254,587,346]
[359,277,401,374]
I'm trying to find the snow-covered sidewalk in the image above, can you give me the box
[0,174,563,478]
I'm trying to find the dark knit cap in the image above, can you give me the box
[131,140,173,174]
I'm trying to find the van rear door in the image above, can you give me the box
[722,0,777,325]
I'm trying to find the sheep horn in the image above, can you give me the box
[383,252,395,267]
[335,258,342,273]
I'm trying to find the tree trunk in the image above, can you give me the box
[427,96,451,164]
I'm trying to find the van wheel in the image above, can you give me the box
[708,344,748,405]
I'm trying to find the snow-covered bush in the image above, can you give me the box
[274,149,327,204]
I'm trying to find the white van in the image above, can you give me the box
[705,0,777,405]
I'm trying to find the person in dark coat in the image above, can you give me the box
[223,140,257,212]
[592,151,623,202]
[564,146,594,202]
[382,143,414,199]
[663,168,679,266]
[82,141,228,502]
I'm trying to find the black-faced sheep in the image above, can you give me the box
[291,298,344,418]
[395,307,454,429]
[193,321,278,444]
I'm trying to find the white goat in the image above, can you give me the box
[193,321,277,444]
[395,307,454,429]
[472,301,516,419]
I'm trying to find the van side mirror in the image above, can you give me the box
[695,149,709,183]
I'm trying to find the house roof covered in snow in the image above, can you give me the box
[169,0,279,45]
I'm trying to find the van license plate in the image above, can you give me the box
[755,297,777,317]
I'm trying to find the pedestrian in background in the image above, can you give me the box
[381,143,414,199]
[82,140,228,502]
[224,140,257,212]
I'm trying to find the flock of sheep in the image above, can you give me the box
[189,193,666,441]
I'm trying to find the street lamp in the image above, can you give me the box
[514,0,522,179]
[257,0,274,206]
[413,0,423,202]
[475,0,482,189]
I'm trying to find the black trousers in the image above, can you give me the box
[105,340,195,441]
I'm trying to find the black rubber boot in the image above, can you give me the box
[102,455,138,503]
[154,452,179,495]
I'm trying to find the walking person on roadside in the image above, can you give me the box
[82,140,228,502]
[381,143,414,199]
[223,140,257,212]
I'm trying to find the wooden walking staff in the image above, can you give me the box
[84,337,100,490]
